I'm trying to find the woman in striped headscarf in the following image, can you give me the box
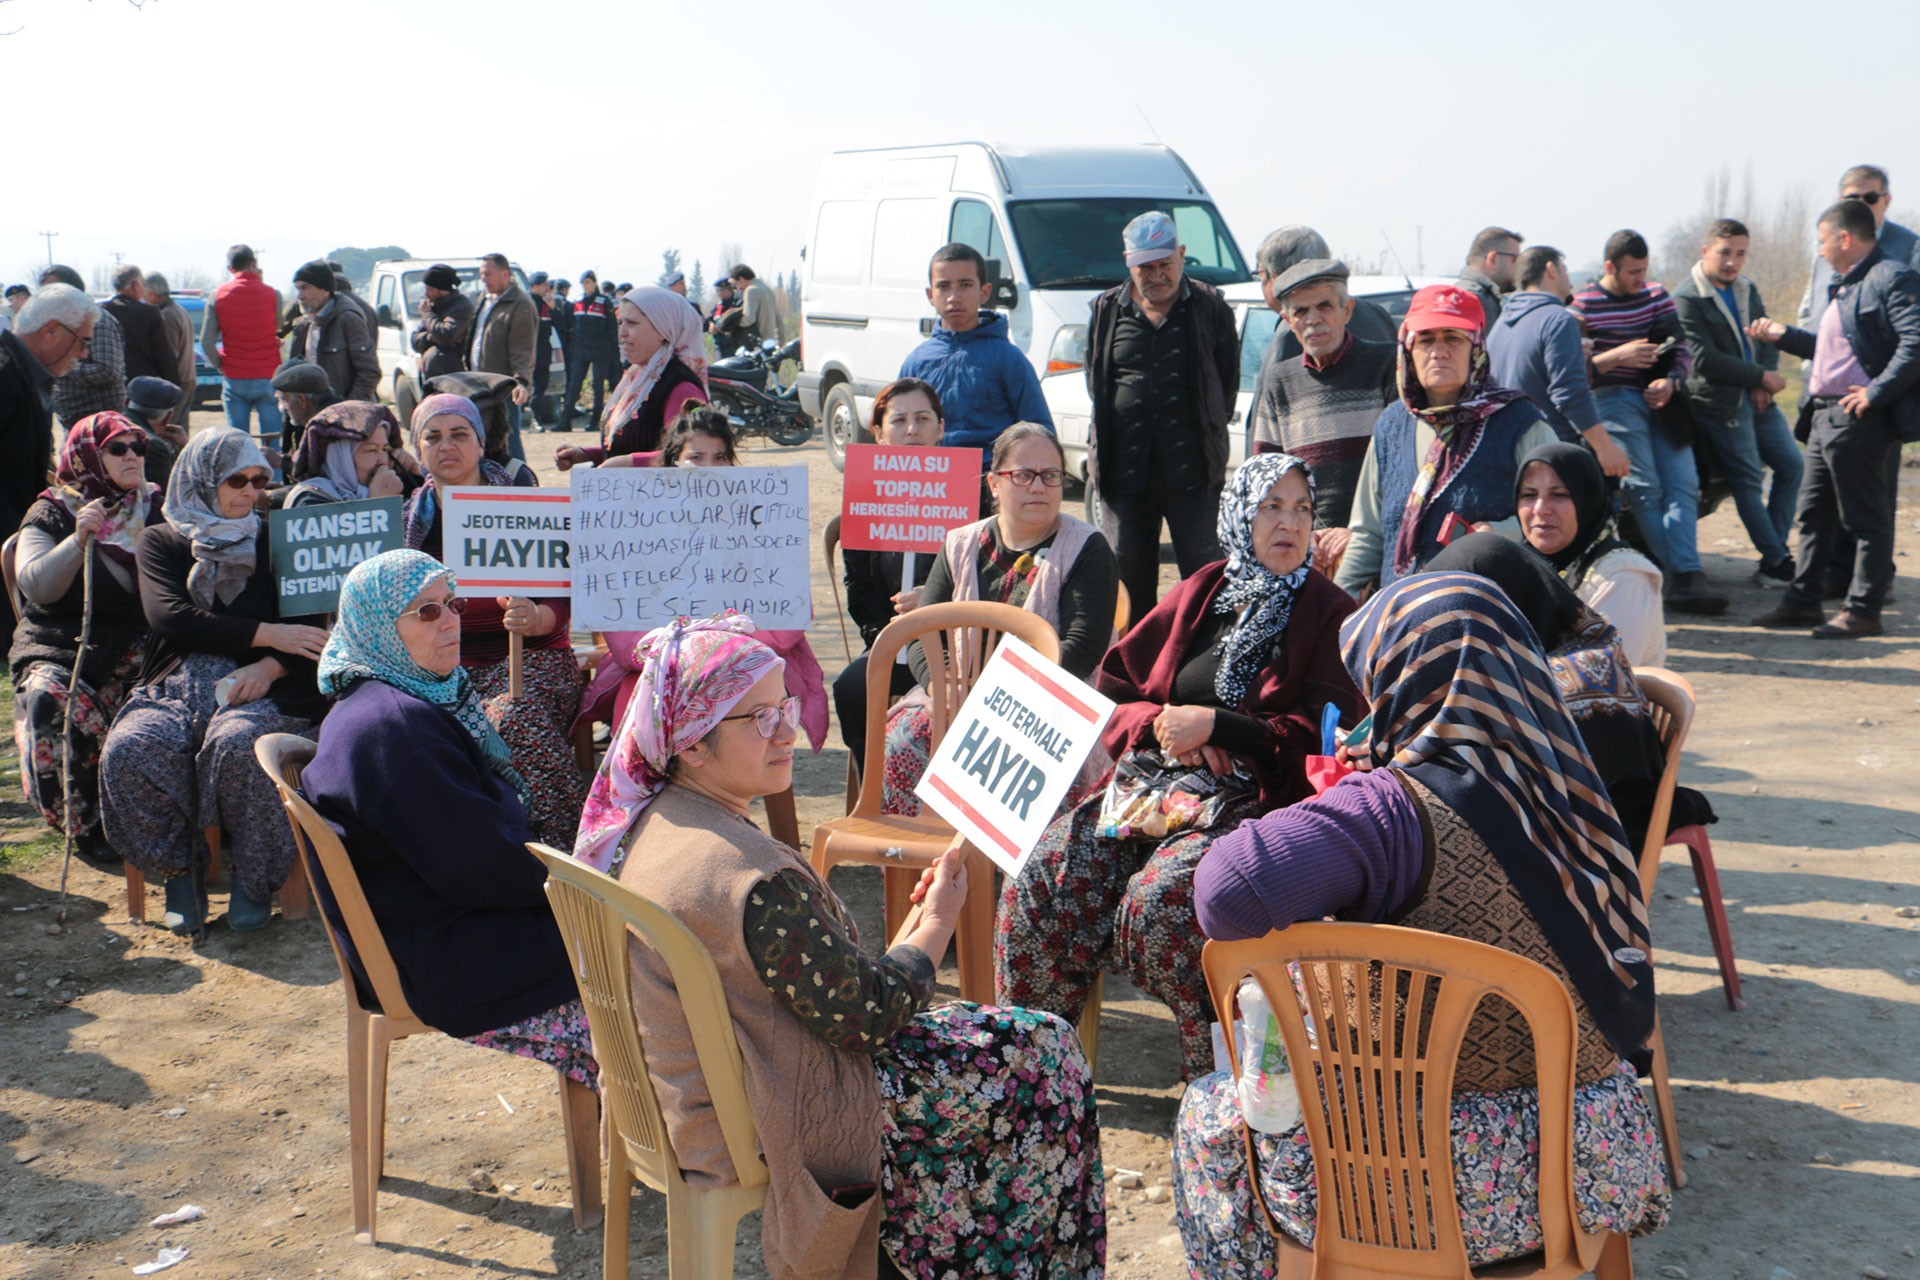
[1171,570,1671,1274]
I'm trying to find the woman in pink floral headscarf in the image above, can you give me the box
[580,612,1106,1280]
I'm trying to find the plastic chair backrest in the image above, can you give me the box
[2,531,20,623]
[1202,922,1597,1279]
[253,734,420,1024]
[1631,667,1695,896]
[528,843,768,1195]
[854,600,1061,814]
[1112,581,1131,639]
[822,515,854,663]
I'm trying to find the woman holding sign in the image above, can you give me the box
[997,453,1363,1080]
[878,423,1117,815]
[9,412,165,859]
[550,285,708,469]
[99,428,331,936]
[576,613,1105,1280]
[403,394,586,847]
[282,401,411,509]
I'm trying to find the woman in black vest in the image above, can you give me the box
[9,413,164,860]
[552,284,707,470]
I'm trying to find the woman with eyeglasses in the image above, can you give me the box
[575,613,1105,1279]
[299,550,597,1086]
[99,428,331,936]
[998,453,1365,1080]
[403,393,585,848]
[9,413,166,863]
[878,422,1118,815]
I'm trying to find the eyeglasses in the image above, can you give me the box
[222,473,272,490]
[54,321,92,353]
[719,695,802,739]
[103,438,148,458]
[993,467,1066,488]
[1843,191,1885,206]
[397,597,469,623]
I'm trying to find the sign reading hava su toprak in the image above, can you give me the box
[840,444,982,553]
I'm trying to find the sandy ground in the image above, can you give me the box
[2,425,1917,1280]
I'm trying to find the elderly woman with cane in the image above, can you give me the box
[99,428,331,936]
[9,412,165,862]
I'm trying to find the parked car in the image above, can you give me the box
[365,258,530,425]
[797,141,1248,470]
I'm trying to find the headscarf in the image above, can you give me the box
[1389,322,1528,578]
[403,394,513,549]
[318,550,523,791]
[45,411,162,572]
[573,612,785,874]
[291,400,398,503]
[600,286,709,449]
[1516,441,1627,588]
[1210,452,1315,709]
[162,426,269,609]
[1339,571,1655,1057]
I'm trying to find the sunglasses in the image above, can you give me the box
[222,472,272,490]
[103,438,148,458]
[719,695,802,740]
[993,467,1066,488]
[1843,191,1885,206]
[397,596,469,623]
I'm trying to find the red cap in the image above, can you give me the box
[1401,284,1486,337]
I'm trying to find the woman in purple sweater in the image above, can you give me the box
[1173,571,1670,1273]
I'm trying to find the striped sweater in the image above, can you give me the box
[1249,335,1398,527]
[1568,281,1694,391]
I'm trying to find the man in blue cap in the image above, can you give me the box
[1085,209,1240,611]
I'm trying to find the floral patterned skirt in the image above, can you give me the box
[875,1002,1105,1278]
[1173,1063,1670,1275]
[879,699,933,816]
[12,647,142,842]
[462,998,599,1088]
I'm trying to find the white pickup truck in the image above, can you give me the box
[365,258,546,423]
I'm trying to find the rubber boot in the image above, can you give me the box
[225,879,274,932]
[162,864,207,939]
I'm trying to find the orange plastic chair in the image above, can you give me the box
[1203,922,1636,1279]
[529,843,768,1280]
[823,514,855,663]
[811,601,1060,1001]
[253,734,600,1244]
[1072,581,1133,1073]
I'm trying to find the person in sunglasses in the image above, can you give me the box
[300,550,598,1089]
[100,427,331,936]
[877,422,1118,815]
[9,412,165,864]
[575,612,1106,1280]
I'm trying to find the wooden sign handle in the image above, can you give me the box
[508,631,524,701]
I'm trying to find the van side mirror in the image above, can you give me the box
[985,258,1017,310]
[376,304,398,328]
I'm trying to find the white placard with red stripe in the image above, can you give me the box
[914,636,1116,877]
[441,487,574,596]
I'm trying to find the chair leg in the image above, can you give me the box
[844,754,860,813]
[203,824,223,885]
[368,1021,396,1186]
[881,867,914,941]
[764,786,801,853]
[673,1186,744,1280]
[345,1006,376,1244]
[1677,826,1745,1011]
[1595,1228,1635,1279]
[125,865,147,923]
[572,723,597,773]
[277,854,311,921]
[603,1133,632,1280]
[1076,971,1104,1076]
[1647,1015,1686,1190]
[557,1073,603,1229]
[954,849,997,1004]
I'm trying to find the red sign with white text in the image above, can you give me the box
[840,445,983,553]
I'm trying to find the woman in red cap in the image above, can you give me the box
[1330,284,1558,597]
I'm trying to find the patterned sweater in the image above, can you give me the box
[1568,281,1694,392]
[1250,335,1397,527]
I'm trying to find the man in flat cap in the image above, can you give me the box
[1249,258,1397,544]
[288,260,378,402]
[271,359,338,457]
[411,263,475,381]
[125,375,189,486]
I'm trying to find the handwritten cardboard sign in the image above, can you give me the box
[914,636,1115,876]
[441,487,574,597]
[267,497,404,615]
[568,466,811,630]
[840,444,982,553]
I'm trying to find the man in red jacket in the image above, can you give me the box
[200,244,286,448]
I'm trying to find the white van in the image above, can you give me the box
[365,258,541,424]
[796,142,1248,470]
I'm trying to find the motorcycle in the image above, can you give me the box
[706,338,813,447]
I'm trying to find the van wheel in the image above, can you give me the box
[394,373,420,428]
[823,382,862,472]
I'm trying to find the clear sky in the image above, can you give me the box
[4,0,1917,294]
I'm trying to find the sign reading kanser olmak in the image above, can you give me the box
[268,497,406,615]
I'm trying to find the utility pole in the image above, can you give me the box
[38,230,57,267]
[111,250,125,267]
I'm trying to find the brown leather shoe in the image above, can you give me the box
[1811,610,1883,639]
[1751,602,1826,629]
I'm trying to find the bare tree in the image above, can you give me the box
[1655,163,1814,321]
[717,242,744,274]
[170,265,214,291]
[90,262,115,294]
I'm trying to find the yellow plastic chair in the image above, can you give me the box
[253,734,600,1243]
[810,600,1060,1002]
[1203,921,1635,1279]
[528,843,768,1280]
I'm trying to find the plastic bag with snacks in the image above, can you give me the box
[1094,747,1255,841]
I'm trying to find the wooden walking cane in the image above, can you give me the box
[53,541,97,929]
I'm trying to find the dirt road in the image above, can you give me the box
[3,429,1916,1279]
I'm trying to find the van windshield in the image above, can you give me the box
[1006,199,1247,289]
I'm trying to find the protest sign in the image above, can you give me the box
[441,487,574,596]
[914,636,1115,877]
[840,444,982,553]
[569,465,811,631]
[267,497,404,615]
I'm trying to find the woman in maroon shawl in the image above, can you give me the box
[996,452,1364,1079]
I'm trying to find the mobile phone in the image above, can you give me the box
[1343,714,1374,749]
[1652,337,1679,359]
[827,1182,876,1208]
[1436,512,1471,546]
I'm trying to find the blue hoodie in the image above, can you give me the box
[898,311,1054,451]
[1486,290,1601,436]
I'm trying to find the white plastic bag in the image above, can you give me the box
[1233,977,1300,1134]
